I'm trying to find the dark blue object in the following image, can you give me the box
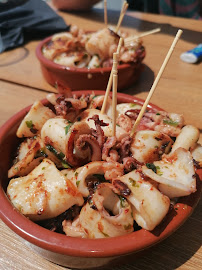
[0,0,69,53]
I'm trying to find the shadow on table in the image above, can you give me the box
[67,8,202,45]
[124,64,155,95]
[0,48,29,67]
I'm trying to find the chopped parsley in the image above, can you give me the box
[36,148,48,158]
[119,196,126,208]
[146,163,163,176]
[61,161,71,169]
[146,163,157,173]
[64,123,73,135]
[156,166,163,176]
[25,120,33,129]
[163,119,179,127]
[130,103,137,108]
[46,145,71,168]
[129,178,139,188]
[156,112,161,115]
[76,180,80,187]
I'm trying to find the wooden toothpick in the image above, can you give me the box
[104,0,108,26]
[101,37,123,114]
[112,53,119,137]
[125,28,161,46]
[115,1,128,33]
[130,29,183,138]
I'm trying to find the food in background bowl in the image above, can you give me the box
[42,25,145,69]
[0,91,201,268]
[36,26,145,91]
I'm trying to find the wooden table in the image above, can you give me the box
[0,7,201,270]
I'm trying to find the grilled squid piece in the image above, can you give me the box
[116,103,142,116]
[75,161,124,197]
[170,125,200,153]
[78,109,128,141]
[114,170,170,231]
[142,148,196,198]
[130,130,173,163]
[87,55,101,69]
[54,51,90,68]
[17,101,55,138]
[7,159,84,221]
[67,183,134,239]
[8,137,43,178]
[42,32,73,60]
[89,95,112,117]
[191,144,202,167]
[63,216,87,238]
[8,135,74,178]
[154,112,184,137]
[41,118,101,167]
[85,28,119,59]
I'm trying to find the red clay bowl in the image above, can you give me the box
[36,36,145,92]
[0,91,201,269]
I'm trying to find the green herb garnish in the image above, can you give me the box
[76,180,80,187]
[129,178,139,188]
[119,196,126,208]
[146,163,157,173]
[156,166,163,176]
[26,120,33,129]
[163,119,179,127]
[61,161,71,169]
[64,123,72,135]
[130,103,137,108]
[46,145,71,168]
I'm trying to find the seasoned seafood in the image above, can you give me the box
[7,92,201,238]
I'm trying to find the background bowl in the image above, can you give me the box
[36,37,145,92]
[0,91,201,269]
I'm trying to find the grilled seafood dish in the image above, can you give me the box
[7,91,202,238]
[42,25,145,69]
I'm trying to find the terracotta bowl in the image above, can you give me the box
[0,91,201,269]
[36,36,145,92]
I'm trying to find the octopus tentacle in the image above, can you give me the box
[75,134,102,162]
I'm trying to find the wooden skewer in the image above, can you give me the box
[112,53,119,137]
[104,0,108,26]
[125,28,161,45]
[115,1,128,33]
[101,37,123,114]
[130,29,183,138]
